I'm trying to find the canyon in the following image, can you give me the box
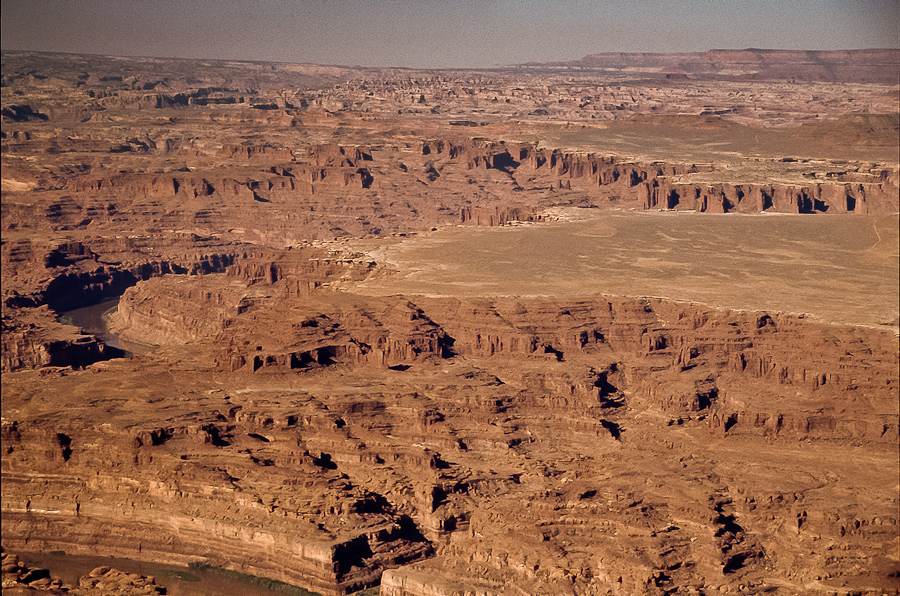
[1,49,898,596]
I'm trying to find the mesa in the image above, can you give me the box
[2,49,898,596]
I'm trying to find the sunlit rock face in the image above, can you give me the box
[2,50,898,596]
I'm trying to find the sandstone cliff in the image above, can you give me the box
[2,49,898,596]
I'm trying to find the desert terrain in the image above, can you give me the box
[2,49,899,596]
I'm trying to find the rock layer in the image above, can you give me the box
[4,261,898,594]
[2,50,898,596]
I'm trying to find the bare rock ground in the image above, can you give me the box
[2,50,898,596]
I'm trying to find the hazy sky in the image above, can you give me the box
[2,0,898,69]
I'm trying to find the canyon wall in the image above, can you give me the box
[3,50,898,596]
[5,136,899,251]
[3,278,897,594]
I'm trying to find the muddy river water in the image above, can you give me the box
[58,298,152,354]
[19,551,323,596]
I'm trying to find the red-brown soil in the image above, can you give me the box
[2,50,898,596]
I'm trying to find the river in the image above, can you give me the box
[18,551,328,596]
[57,298,152,354]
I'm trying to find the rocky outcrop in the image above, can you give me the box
[420,139,899,215]
[0,235,255,371]
[1,548,167,595]
[1,405,433,596]
[101,265,900,435]
[423,296,898,413]
[5,130,898,254]
[641,177,899,214]
[305,144,373,166]
[216,144,295,162]
[2,550,68,594]
[74,566,166,595]
[2,49,898,596]
[3,278,898,595]
[458,204,541,225]
[214,295,455,372]
[1,307,108,372]
[108,275,247,346]
[2,235,243,312]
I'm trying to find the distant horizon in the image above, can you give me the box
[2,0,898,70]
[2,46,898,72]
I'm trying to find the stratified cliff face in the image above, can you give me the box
[110,275,455,371]
[2,417,432,595]
[109,275,248,346]
[3,281,898,595]
[0,233,260,374]
[1,548,168,595]
[2,51,898,596]
[5,256,898,594]
[1,307,108,371]
[7,137,896,247]
[93,261,900,408]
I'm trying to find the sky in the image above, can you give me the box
[2,0,899,69]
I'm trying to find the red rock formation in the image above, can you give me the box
[2,50,898,596]
[1,307,107,372]
[3,265,898,595]
[1,549,166,595]
[216,144,295,162]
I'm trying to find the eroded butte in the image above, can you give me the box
[2,50,899,596]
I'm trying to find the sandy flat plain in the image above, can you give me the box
[344,210,900,329]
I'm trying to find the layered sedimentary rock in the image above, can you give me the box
[0,233,260,374]
[1,306,107,372]
[3,258,898,595]
[2,50,898,596]
[3,62,899,257]
[3,270,898,594]
[109,275,249,346]
[2,414,432,594]
[1,550,166,596]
